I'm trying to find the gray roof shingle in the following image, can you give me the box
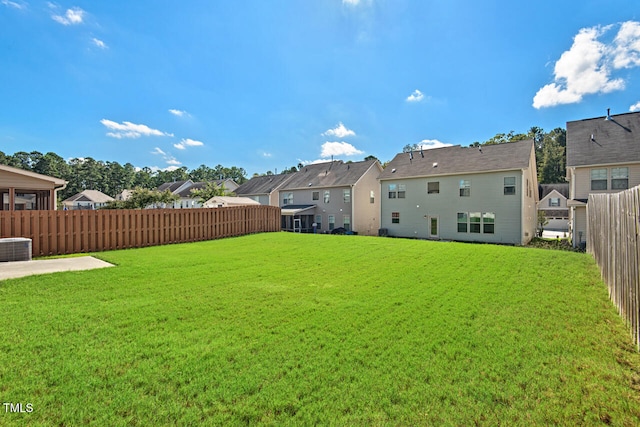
[567,111,640,167]
[234,173,294,196]
[379,140,534,180]
[279,159,378,190]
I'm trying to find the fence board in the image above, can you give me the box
[0,206,280,257]
[588,185,640,349]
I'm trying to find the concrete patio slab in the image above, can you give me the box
[0,256,114,281]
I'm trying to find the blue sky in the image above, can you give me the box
[2,1,640,176]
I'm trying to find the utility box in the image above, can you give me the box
[0,238,33,262]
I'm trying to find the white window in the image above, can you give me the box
[397,184,406,198]
[343,189,350,203]
[591,169,607,190]
[343,215,350,231]
[315,214,322,229]
[549,198,560,207]
[283,192,293,205]
[324,190,330,203]
[611,167,629,190]
[459,180,470,197]
[370,190,375,204]
[483,213,495,234]
[457,212,467,232]
[391,212,400,224]
[312,191,319,201]
[328,214,335,230]
[469,212,481,233]
[388,184,397,199]
[504,177,516,195]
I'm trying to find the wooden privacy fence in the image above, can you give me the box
[588,185,640,349]
[0,205,281,257]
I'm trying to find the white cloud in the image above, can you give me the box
[343,0,360,4]
[630,102,640,112]
[92,38,107,49]
[169,109,188,117]
[1,0,27,10]
[417,139,452,150]
[320,141,364,158]
[406,89,424,102]
[52,7,85,25]
[151,147,166,156]
[166,158,182,166]
[100,119,173,139]
[532,22,640,109]
[173,138,204,150]
[323,122,356,138]
[261,152,272,158]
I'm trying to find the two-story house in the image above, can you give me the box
[378,140,538,245]
[566,110,640,248]
[157,179,239,208]
[234,173,294,206]
[538,183,569,232]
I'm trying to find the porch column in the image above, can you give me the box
[49,189,56,210]
[8,187,15,211]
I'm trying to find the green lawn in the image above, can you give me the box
[1,233,639,425]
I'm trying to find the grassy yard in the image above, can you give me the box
[1,232,639,425]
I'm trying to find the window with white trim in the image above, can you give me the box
[328,214,335,230]
[469,212,481,233]
[483,212,495,234]
[312,191,319,201]
[611,167,629,190]
[457,212,468,232]
[283,192,293,205]
[388,184,397,198]
[343,189,350,203]
[504,177,516,195]
[397,184,406,198]
[343,215,350,231]
[324,190,330,203]
[591,169,607,190]
[391,212,400,224]
[459,180,470,197]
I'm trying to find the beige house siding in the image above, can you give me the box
[0,165,67,211]
[352,162,382,236]
[571,163,640,199]
[380,170,533,244]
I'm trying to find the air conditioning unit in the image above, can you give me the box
[0,238,32,262]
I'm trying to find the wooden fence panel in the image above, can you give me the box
[588,185,640,349]
[0,206,280,257]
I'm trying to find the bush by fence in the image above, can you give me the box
[588,185,640,349]
[0,205,281,257]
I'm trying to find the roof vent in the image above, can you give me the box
[433,162,438,168]
[391,168,396,173]
[605,108,612,121]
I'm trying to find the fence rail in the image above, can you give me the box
[588,186,640,349]
[0,206,281,257]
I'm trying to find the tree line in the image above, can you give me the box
[403,126,567,184]
[0,150,248,201]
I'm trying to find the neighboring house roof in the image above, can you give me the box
[539,183,569,199]
[0,164,67,188]
[116,189,133,201]
[566,111,640,167]
[63,190,114,204]
[157,180,193,193]
[235,173,294,196]
[177,181,207,198]
[379,140,535,180]
[280,159,379,190]
[281,204,315,216]
[203,196,260,207]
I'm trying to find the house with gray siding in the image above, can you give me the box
[234,173,295,206]
[379,140,538,245]
[276,159,383,235]
[566,110,640,247]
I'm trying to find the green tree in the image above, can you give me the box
[103,188,178,209]
[189,182,229,204]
